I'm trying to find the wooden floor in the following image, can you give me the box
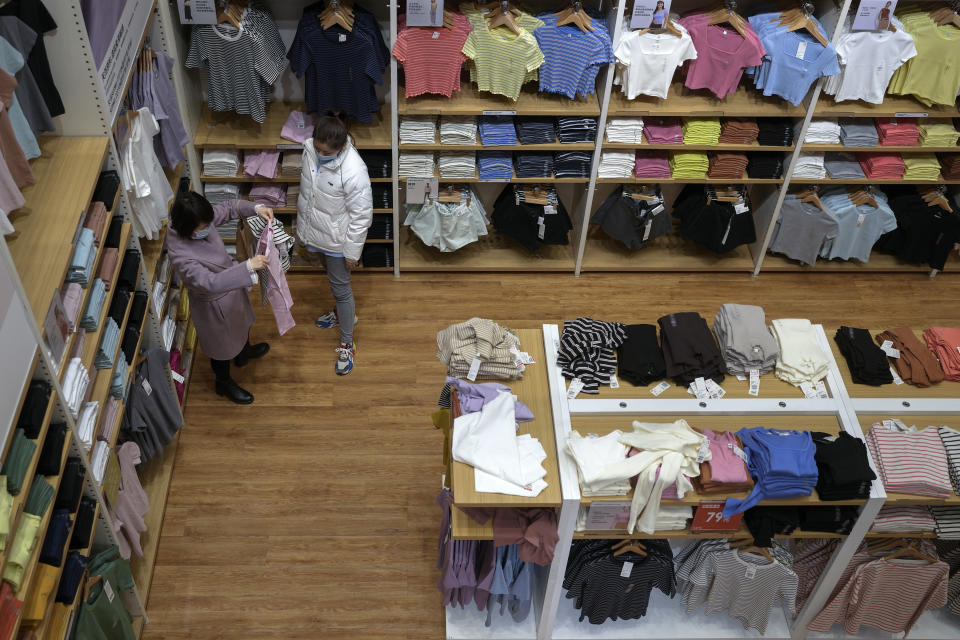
[141,271,960,640]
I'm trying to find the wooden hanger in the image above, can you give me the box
[773,4,828,47]
[437,184,462,202]
[217,0,248,29]
[885,544,938,564]
[737,545,775,562]
[485,1,522,35]
[708,185,744,204]
[524,185,552,205]
[625,185,657,202]
[612,540,647,557]
[846,186,878,208]
[706,1,748,38]
[639,17,682,38]
[555,2,594,33]
[797,186,824,211]
[319,0,354,31]
[930,1,960,29]
[919,185,953,212]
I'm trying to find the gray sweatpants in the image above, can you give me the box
[321,254,355,345]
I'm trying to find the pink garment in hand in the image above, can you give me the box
[280,110,315,143]
[257,225,295,335]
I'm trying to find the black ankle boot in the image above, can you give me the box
[215,379,254,404]
[234,342,270,367]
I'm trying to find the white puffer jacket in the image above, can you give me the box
[296,138,372,262]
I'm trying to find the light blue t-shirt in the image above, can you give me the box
[819,188,898,262]
[533,12,613,99]
[0,36,39,159]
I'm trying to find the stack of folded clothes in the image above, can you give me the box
[875,118,920,146]
[439,116,477,145]
[857,153,906,179]
[824,152,866,179]
[833,326,894,385]
[557,117,597,143]
[839,118,878,146]
[757,118,795,147]
[669,152,708,178]
[554,151,591,178]
[515,117,555,145]
[719,118,758,144]
[514,153,554,178]
[477,152,513,180]
[919,119,960,146]
[633,151,670,178]
[398,116,437,144]
[706,152,748,179]
[643,117,683,144]
[746,152,784,179]
[605,118,644,143]
[478,116,517,146]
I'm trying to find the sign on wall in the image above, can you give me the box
[631,0,672,29]
[852,0,898,31]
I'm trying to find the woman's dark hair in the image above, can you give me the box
[170,191,214,237]
[312,109,351,151]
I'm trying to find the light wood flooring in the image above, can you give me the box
[141,271,960,640]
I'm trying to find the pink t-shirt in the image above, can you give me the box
[702,428,749,483]
[679,16,765,99]
[393,13,472,98]
[634,150,671,178]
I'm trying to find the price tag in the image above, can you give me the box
[467,357,481,381]
[609,373,619,389]
[432,31,440,39]
[705,378,726,399]
[744,564,757,579]
[796,41,807,59]
[736,374,746,382]
[690,501,743,532]
[482,110,517,116]
[103,579,115,603]
[734,202,749,214]
[642,220,653,242]
[537,217,546,240]
[748,369,760,396]
[650,381,670,396]
[800,381,817,398]
[620,561,634,578]
[890,366,904,385]
[694,377,707,398]
[141,379,152,396]
[567,378,585,399]
[171,371,185,384]
[729,442,748,463]
[857,213,865,227]
[882,346,900,358]
[881,339,894,351]
[894,112,929,118]
[651,203,664,215]
[695,438,711,464]
[544,204,557,215]
[815,381,829,399]
[339,34,347,42]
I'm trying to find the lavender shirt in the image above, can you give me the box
[445,377,534,422]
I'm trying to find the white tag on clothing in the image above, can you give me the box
[800,382,817,398]
[339,33,347,42]
[956,346,960,356]
[729,443,748,463]
[537,217,546,240]
[171,371,185,384]
[609,373,619,389]
[103,579,115,603]
[642,220,653,242]
[857,213,865,227]
[695,438,711,464]
[621,561,633,578]
[815,381,829,399]
[297,112,306,128]
[567,378,585,399]
[650,381,670,396]
[890,366,904,385]
[432,31,440,39]
[694,377,707,398]
[736,374,746,382]
[734,202,749,214]
[544,204,557,215]
[467,358,481,381]
[882,346,900,358]
[748,369,760,396]
[141,379,152,396]
[510,347,535,365]
[651,203,664,215]
[705,378,725,399]
[796,41,807,59]
[880,340,894,351]
[745,564,757,579]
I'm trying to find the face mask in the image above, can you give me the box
[317,154,337,164]
[192,227,211,240]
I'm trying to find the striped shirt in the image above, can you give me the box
[462,24,544,101]
[930,506,960,539]
[186,8,286,123]
[436,318,522,381]
[870,505,936,532]
[938,426,960,494]
[866,424,953,498]
[556,317,628,394]
[393,14,472,98]
[533,13,612,99]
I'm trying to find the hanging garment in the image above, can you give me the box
[129,50,189,168]
[108,442,149,559]
[0,16,54,135]
[120,107,174,240]
[393,12,472,98]
[121,348,183,463]
[255,224,295,336]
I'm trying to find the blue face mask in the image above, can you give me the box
[317,154,337,164]
[192,226,211,240]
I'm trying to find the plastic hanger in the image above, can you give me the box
[555,1,594,33]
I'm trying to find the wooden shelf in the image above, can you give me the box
[129,430,182,606]
[801,144,960,153]
[200,172,301,183]
[451,506,492,540]
[6,136,109,325]
[164,162,184,197]
[596,175,783,184]
[0,390,56,579]
[814,96,960,119]
[572,524,846,540]
[790,176,960,184]
[827,329,960,399]
[400,142,596,151]
[607,85,805,118]
[177,342,197,411]
[194,102,391,150]
[580,233,756,273]
[761,252,938,273]
[572,415,867,507]
[451,329,562,508]
[141,223,168,286]
[602,142,794,152]
[399,84,601,116]
[399,226,575,272]
[400,172,589,183]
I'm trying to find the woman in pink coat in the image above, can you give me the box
[167,192,274,404]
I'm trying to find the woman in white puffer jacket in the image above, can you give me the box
[297,111,372,375]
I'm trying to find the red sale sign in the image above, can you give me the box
[690,501,743,532]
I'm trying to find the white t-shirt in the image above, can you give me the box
[830,23,917,104]
[614,26,697,99]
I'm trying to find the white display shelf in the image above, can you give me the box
[807,608,960,640]
[551,587,793,640]
[446,605,538,640]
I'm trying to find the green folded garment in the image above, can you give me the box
[24,475,54,517]
[2,429,37,495]
[0,478,11,552]
[3,512,42,590]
